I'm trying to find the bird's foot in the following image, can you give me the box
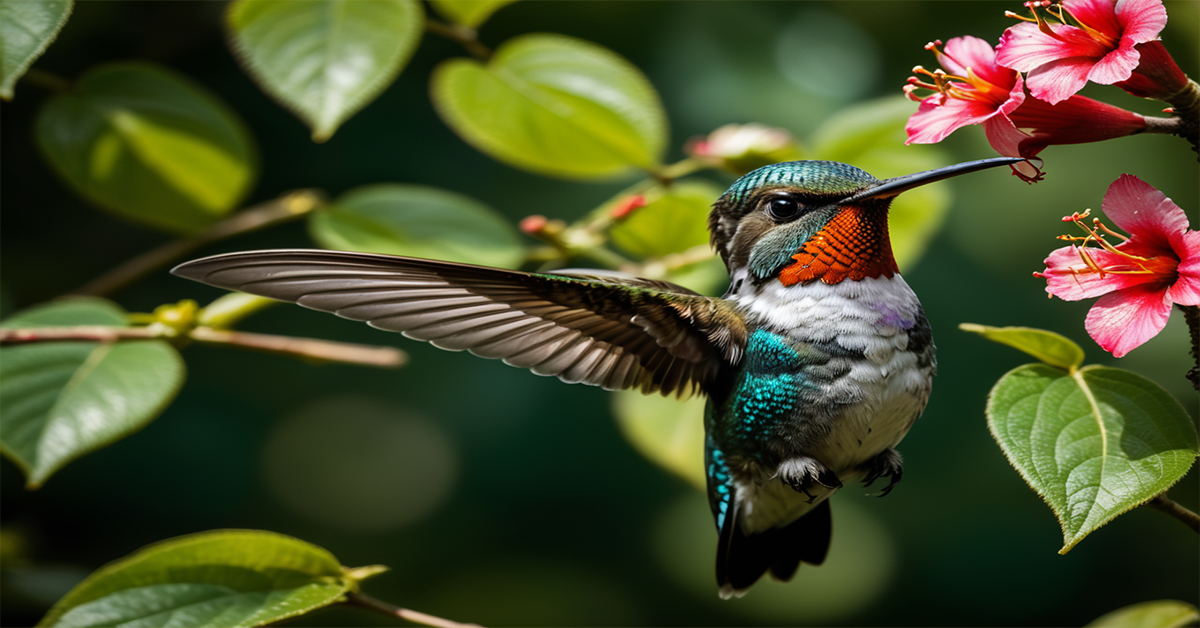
[778,456,842,503]
[860,448,903,496]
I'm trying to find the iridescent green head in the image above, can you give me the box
[707,161,881,275]
[706,158,1023,284]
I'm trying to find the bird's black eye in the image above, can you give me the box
[766,196,801,220]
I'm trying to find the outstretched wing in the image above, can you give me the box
[172,249,746,397]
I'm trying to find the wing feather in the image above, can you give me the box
[172,249,747,396]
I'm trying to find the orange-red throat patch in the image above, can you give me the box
[778,205,899,286]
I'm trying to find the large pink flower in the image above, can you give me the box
[1036,174,1200,357]
[905,37,1043,179]
[996,0,1168,105]
[905,36,1145,182]
[905,37,1026,145]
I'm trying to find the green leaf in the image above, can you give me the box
[226,0,423,142]
[612,391,706,490]
[609,180,723,260]
[34,62,257,234]
[431,34,667,179]
[428,0,515,28]
[0,0,72,99]
[1086,600,1200,628]
[986,364,1199,553]
[309,183,525,268]
[809,96,952,271]
[37,529,363,628]
[0,298,185,488]
[960,324,1085,371]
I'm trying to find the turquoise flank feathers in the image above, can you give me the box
[705,440,733,530]
[725,330,813,452]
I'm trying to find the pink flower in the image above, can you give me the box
[996,0,1168,105]
[905,37,1041,179]
[1111,40,1190,100]
[609,194,646,220]
[904,36,1145,182]
[1036,174,1200,357]
[905,37,1026,145]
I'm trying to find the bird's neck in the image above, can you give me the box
[777,205,898,286]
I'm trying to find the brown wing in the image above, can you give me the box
[172,249,746,397]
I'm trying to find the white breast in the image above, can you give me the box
[730,275,934,533]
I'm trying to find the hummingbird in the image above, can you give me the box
[172,156,1020,598]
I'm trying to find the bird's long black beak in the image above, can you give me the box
[841,157,1024,204]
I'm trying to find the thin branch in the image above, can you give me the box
[20,68,72,93]
[344,591,482,628]
[0,326,160,343]
[0,325,406,369]
[1144,493,1200,533]
[70,189,326,298]
[425,19,491,61]
[188,327,406,368]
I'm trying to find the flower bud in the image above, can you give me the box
[688,124,802,175]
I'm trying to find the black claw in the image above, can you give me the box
[779,456,841,499]
[859,449,904,497]
[816,469,842,490]
[876,470,903,497]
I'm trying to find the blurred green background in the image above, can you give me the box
[2,2,1197,626]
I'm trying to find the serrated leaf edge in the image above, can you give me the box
[0,0,74,100]
[985,364,1198,555]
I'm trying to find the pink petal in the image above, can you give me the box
[1101,174,1190,252]
[1026,57,1097,104]
[1167,231,1200,306]
[996,22,1110,72]
[1041,244,1167,300]
[1084,282,1172,357]
[1114,0,1168,44]
[1064,0,1123,37]
[941,36,1014,89]
[983,114,1031,156]
[905,96,1000,144]
[1086,45,1141,85]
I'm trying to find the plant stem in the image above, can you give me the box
[1180,304,1200,391]
[189,327,406,368]
[425,19,491,61]
[344,591,482,628]
[0,326,160,343]
[70,189,326,298]
[20,69,72,93]
[1141,116,1183,135]
[0,325,406,368]
[1163,78,1200,156]
[1144,493,1200,533]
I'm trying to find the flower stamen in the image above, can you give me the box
[1057,209,1177,281]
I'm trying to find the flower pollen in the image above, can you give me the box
[905,41,1009,106]
[1054,208,1178,288]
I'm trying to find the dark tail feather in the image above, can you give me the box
[716,500,833,598]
